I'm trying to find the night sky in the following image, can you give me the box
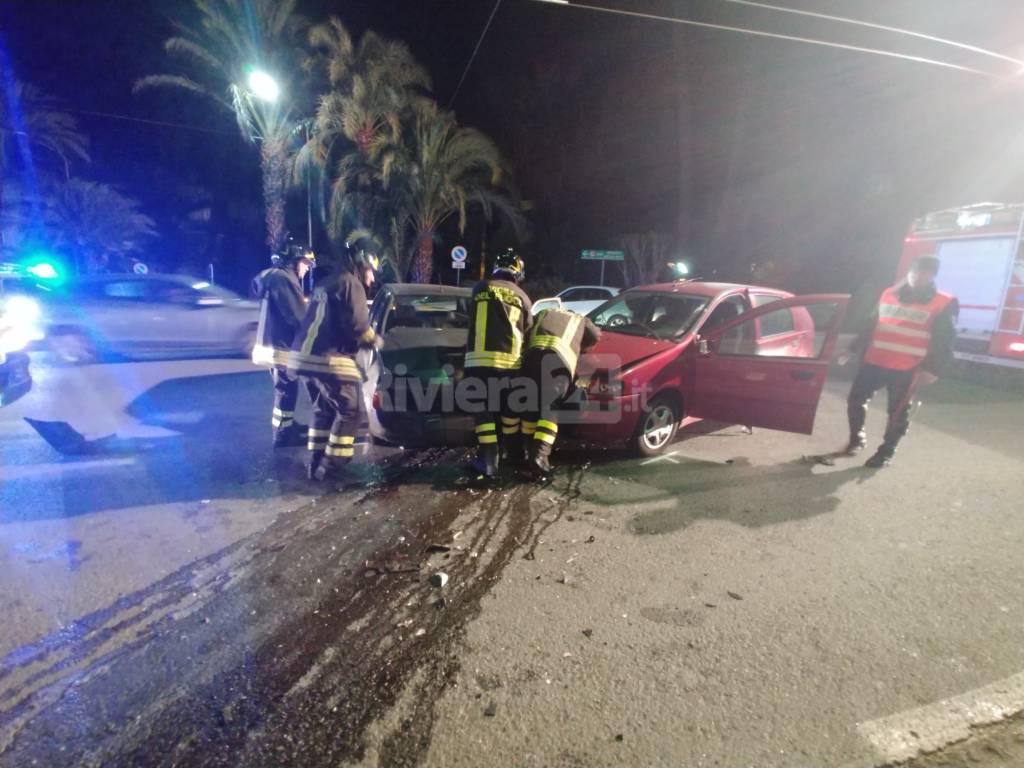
[3,0,1024,294]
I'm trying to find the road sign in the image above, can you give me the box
[451,245,468,262]
[133,262,149,275]
[452,261,467,269]
[580,249,624,261]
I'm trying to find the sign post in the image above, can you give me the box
[580,249,625,286]
[451,245,468,286]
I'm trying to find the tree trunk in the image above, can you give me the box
[411,230,434,283]
[260,137,288,253]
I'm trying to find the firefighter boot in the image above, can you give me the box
[843,431,867,456]
[503,433,529,469]
[274,423,308,448]
[529,438,552,479]
[314,455,352,482]
[470,444,500,479]
[864,448,893,469]
[307,451,326,481]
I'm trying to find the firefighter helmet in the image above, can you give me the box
[493,249,525,283]
[351,250,380,274]
[275,240,315,268]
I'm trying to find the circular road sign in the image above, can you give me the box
[451,245,468,263]
[133,262,149,275]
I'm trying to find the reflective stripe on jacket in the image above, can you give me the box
[863,285,954,371]
[464,279,532,371]
[287,269,375,381]
[526,308,601,376]
[251,266,305,368]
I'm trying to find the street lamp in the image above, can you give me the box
[247,69,280,103]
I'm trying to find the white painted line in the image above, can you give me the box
[642,450,681,465]
[856,670,1024,764]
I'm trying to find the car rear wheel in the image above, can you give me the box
[631,394,681,457]
[51,332,96,366]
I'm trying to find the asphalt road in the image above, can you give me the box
[1,355,1023,767]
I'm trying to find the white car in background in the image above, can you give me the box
[530,285,620,316]
[31,274,260,364]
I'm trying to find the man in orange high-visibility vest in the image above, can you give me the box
[845,254,958,468]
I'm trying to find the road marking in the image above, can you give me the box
[642,450,681,465]
[856,670,1024,764]
[0,458,137,482]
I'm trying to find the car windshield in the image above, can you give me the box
[589,291,708,340]
[384,294,470,332]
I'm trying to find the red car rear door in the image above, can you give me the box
[688,294,849,434]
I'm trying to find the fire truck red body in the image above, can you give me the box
[899,203,1024,368]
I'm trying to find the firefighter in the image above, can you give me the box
[521,307,602,477]
[464,249,532,478]
[251,244,317,447]
[287,251,382,481]
[845,254,959,468]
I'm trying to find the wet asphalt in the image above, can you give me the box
[1,356,1023,766]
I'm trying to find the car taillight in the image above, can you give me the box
[372,389,382,410]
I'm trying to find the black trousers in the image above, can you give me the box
[465,367,521,448]
[847,363,917,456]
[307,375,361,462]
[271,367,317,434]
[521,350,572,457]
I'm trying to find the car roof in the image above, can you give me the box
[71,273,196,284]
[560,285,619,291]
[383,283,471,297]
[627,281,792,298]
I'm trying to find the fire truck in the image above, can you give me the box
[900,202,1024,369]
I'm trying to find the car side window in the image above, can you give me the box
[700,295,747,333]
[717,301,842,358]
[560,288,582,302]
[751,295,795,336]
[102,281,151,300]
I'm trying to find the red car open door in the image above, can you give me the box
[688,294,850,434]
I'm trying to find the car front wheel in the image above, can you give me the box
[50,332,97,366]
[631,394,680,457]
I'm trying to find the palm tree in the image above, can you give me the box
[303,19,430,161]
[134,0,305,252]
[384,103,523,282]
[0,80,90,245]
[46,180,157,273]
[296,18,430,272]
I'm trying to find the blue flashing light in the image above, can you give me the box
[26,262,59,280]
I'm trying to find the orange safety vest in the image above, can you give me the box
[863,285,954,371]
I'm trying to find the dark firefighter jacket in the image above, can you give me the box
[251,266,306,368]
[851,282,960,375]
[526,308,602,377]
[464,279,533,371]
[287,268,377,381]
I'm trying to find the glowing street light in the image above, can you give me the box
[247,69,280,103]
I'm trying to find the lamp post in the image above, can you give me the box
[246,69,280,103]
[246,69,313,255]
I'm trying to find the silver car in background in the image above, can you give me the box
[33,274,260,364]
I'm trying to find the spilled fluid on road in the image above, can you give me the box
[0,449,589,766]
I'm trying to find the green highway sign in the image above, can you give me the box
[580,249,625,261]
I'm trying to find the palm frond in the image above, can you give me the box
[132,74,211,97]
[164,37,225,73]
